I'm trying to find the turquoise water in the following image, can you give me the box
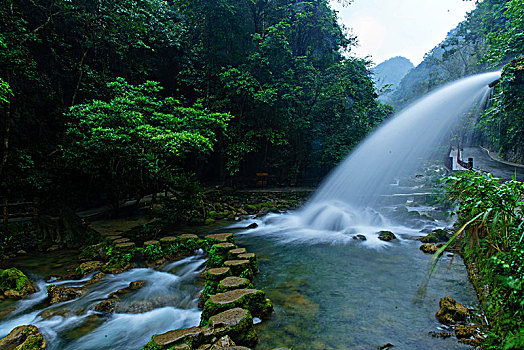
[237,231,478,349]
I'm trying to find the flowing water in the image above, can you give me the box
[0,72,500,349]
[0,253,206,349]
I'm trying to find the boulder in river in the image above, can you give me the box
[419,243,442,254]
[436,297,469,325]
[377,231,397,241]
[0,324,46,349]
[0,268,37,299]
[47,285,83,304]
[420,229,450,243]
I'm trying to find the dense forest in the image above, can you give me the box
[0,0,393,210]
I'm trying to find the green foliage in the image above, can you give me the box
[483,0,524,65]
[62,78,230,206]
[478,58,524,163]
[441,171,524,347]
[143,244,163,261]
[206,246,224,268]
[201,284,216,304]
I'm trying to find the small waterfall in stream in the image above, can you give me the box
[243,71,500,245]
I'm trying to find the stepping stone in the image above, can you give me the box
[237,253,258,272]
[206,267,232,282]
[159,236,178,249]
[107,235,122,241]
[217,277,252,293]
[114,242,135,253]
[201,289,273,322]
[205,233,234,244]
[145,326,203,349]
[179,234,198,240]
[114,238,130,245]
[208,308,258,347]
[143,240,159,247]
[223,260,252,278]
[213,243,236,255]
[229,248,247,258]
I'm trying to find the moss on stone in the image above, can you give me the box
[201,289,272,323]
[208,308,258,347]
[217,277,252,293]
[0,268,36,298]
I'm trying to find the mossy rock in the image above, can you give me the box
[377,231,397,241]
[206,268,232,283]
[208,308,258,347]
[201,289,273,322]
[217,277,252,293]
[85,272,106,286]
[78,261,105,275]
[436,297,469,325]
[205,233,234,245]
[420,229,450,243]
[237,253,258,272]
[0,324,46,350]
[454,324,476,339]
[420,243,443,254]
[0,268,36,299]
[223,260,252,279]
[93,299,117,313]
[144,326,205,349]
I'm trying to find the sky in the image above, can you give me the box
[329,0,477,66]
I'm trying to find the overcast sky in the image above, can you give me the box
[329,0,477,66]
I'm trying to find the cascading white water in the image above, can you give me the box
[240,71,500,245]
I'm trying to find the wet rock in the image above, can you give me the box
[378,343,394,350]
[17,250,27,255]
[420,229,450,243]
[85,272,106,286]
[47,245,59,252]
[126,300,154,313]
[0,324,46,350]
[208,308,258,347]
[217,277,252,293]
[145,326,204,349]
[206,268,232,283]
[201,289,273,322]
[108,280,145,299]
[377,231,397,241]
[436,297,469,325]
[78,261,105,275]
[206,233,234,244]
[458,338,481,347]
[93,299,117,313]
[209,335,236,349]
[454,324,476,339]
[429,331,453,338]
[353,234,367,241]
[102,262,133,274]
[245,223,258,229]
[255,207,270,218]
[0,268,37,299]
[40,308,75,319]
[420,243,443,254]
[47,285,83,304]
[223,260,252,278]
[0,307,16,320]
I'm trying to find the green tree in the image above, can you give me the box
[62,78,230,207]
